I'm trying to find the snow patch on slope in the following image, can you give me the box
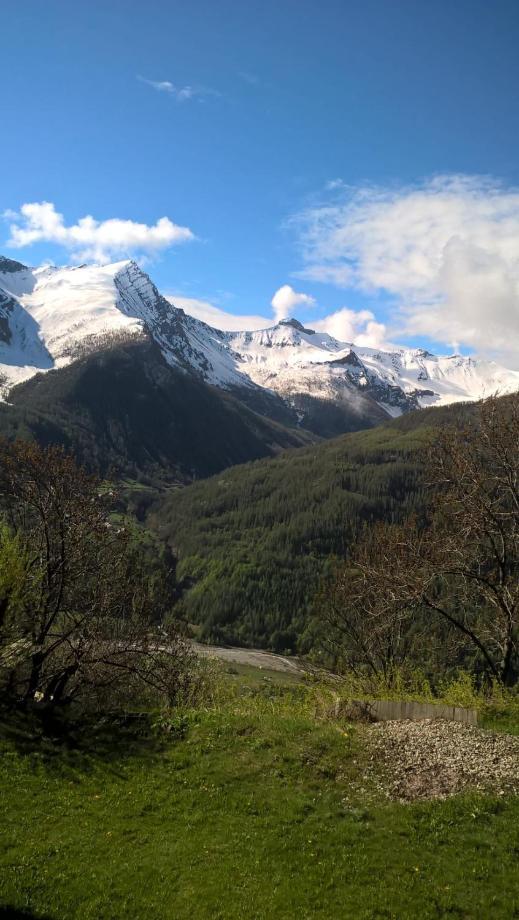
[0,260,145,393]
[0,256,517,416]
[221,320,519,410]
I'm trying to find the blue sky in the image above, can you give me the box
[2,0,519,363]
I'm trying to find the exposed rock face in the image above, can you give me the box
[0,256,28,274]
[0,289,15,344]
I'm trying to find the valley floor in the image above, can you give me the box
[1,675,518,920]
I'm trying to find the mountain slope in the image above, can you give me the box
[0,256,517,442]
[148,402,475,650]
[0,335,314,483]
[222,319,519,416]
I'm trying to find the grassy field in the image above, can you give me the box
[1,678,518,920]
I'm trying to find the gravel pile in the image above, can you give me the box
[364,718,519,801]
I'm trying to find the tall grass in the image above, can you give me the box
[313,666,519,733]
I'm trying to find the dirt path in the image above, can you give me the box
[192,642,302,674]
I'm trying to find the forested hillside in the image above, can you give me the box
[149,402,474,651]
[0,336,314,484]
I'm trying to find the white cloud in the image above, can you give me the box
[293,264,353,286]
[290,175,519,366]
[169,292,388,347]
[325,178,345,191]
[138,75,219,103]
[5,201,194,263]
[167,295,271,331]
[271,284,315,322]
[313,308,388,348]
[238,71,260,86]
[142,79,176,94]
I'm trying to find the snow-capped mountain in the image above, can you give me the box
[0,255,517,431]
[0,256,252,394]
[222,320,519,417]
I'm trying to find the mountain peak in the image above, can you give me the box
[0,255,28,274]
[279,318,316,335]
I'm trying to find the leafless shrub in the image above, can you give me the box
[0,439,194,712]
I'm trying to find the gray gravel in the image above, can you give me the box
[364,718,519,801]
[192,642,302,674]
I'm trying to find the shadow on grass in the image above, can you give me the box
[0,702,170,780]
[0,909,54,919]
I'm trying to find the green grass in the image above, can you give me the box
[327,668,519,737]
[1,685,518,920]
[219,661,304,688]
[481,704,519,736]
